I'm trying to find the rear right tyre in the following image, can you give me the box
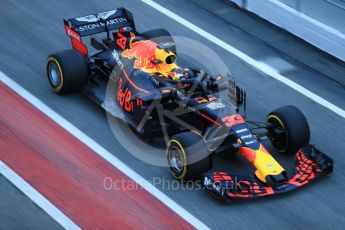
[141,28,176,54]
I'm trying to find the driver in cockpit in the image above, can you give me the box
[168,67,196,80]
[166,67,198,92]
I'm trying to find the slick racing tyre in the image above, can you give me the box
[166,132,212,181]
[46,49,88,94]
[267,105,310,154]
[141,28,176,54]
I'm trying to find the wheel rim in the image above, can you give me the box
[169,145,184,174]
[48,62,61,87]
[267,117,288,152]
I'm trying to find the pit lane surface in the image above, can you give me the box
[0,175,64,230]
[0,81,194,229]
[0,0,344,229]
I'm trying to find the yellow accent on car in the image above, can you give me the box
[253,147,285,183]
[154,48,178,77]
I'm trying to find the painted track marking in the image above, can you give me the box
[0,161,81,230]
[140,0,345,119]
[0,72,210,230]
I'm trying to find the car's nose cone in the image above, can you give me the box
[265,171,288,187]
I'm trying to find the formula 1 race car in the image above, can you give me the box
[46,8,333,200]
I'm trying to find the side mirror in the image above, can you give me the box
[208,75,230,92]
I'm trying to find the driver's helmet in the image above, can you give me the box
[168,67,196,80]
[168,67,196,91]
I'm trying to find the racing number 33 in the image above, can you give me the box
[117,78,134,112]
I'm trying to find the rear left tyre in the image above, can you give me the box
[46,49,89,94]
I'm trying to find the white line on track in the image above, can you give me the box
[140,0,345,119]
[0,72,210,230]
[0,161,81,230]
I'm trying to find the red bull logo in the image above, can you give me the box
[121,32,178,77]
[122,32,160,72]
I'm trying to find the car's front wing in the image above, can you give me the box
[202,145,333,200]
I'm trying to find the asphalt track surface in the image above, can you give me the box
[0,0,345,229]
[0,175,64,230]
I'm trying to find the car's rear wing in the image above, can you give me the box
[63,8,135,56]
[64,8,135,37]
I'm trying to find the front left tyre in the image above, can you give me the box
[46,49,89,94]
[166,132,212,181]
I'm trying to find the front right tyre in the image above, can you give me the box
[267,105,310,154]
